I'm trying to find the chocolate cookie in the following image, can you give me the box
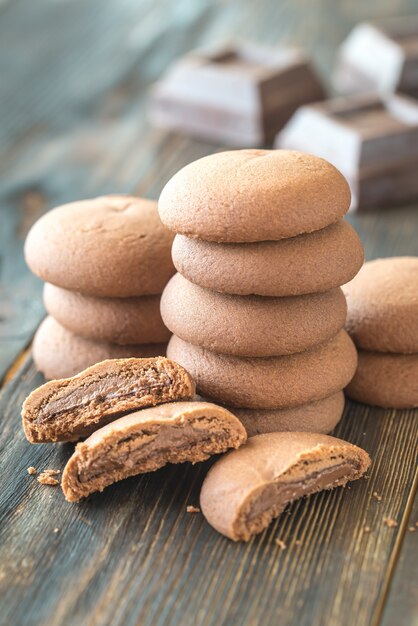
[33,317,167,381]
[162,274,347,357]
[159,150,350,242]
[172,221,364,296]
[62,402,247,502]
[343,257,418,353]
[167,331,357,409]
[25,195,175,297]
[23,357,195,443]
[200,432,370,540]
[232,391,345,436]
[44,283,170,345]
[346,350,418,408]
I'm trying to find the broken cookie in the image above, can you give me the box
[62,402,247,502]
[200,432,370,541]
[22,357,195,443]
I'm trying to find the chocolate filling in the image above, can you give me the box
[236,457,360,540]
[64,417,241,501]
[35,370,173,424]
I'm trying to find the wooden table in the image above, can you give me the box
[0,1,417,625]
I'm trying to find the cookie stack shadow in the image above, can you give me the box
[159,150,365,436]
[24,195,175,380]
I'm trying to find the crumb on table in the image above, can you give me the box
[364,526,371,533]
[275,539,286,550]
[383,517,398,529]
[372,492,382,501]
[53,528,60,533]
[27,467,37,475]
[408,526,416,533]
[37,469,60,486]
[186,505,200,514]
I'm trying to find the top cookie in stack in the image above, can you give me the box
[25,195,175,379]
[159,150,364,436]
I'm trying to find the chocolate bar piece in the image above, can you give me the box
[334,18,418,96]
[275,93,418,210]
[151,42,325,146]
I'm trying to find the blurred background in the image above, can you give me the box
[1,0,418,380]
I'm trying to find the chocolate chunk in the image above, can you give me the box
[334,19,418,97]
[62,402,247,502]
[276,93,418,210]
[200,432,371,541]
[151,42,324,146]
[22,357,195,443]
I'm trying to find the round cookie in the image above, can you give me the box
[33,316,167,380]
[167,330,357,409]
[343,257,418,353]
[227,391,345,436]
[25,195,175,297]
[346,350,418,409]
[159,150,351,242]
[161,274,347,357]
[172,221,364,296]
[44,283,170,345]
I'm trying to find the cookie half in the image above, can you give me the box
[172,221,363,296]
[159,150,350,242]
[200,432,370,540]
[346,350,418,408]
[162,274,347,357]
[33,316,167,381]
[25,195,175,297]
[343,257,418,353]
[44,283,170,345]
[167,331,357,409]
[62,402,247,502]
[232,391,345,436]
[23,357,195,443]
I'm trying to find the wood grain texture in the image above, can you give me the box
[0,360,417,626]
[0,0,418,624]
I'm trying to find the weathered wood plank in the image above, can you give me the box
[0,359,417,626]
[381,471,418,626]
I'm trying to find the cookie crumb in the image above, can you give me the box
[383,517,398,528]
[37,470,60,486]
[372,491,382,501]
[275,539,286,550]
[27,467,37,475]
[186,505,200,514]
[364,526,371,533]
[408,526,416,533]
[53,528,60,533]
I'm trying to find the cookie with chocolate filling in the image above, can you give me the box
[159,150,350,242]
[172,221,363,297]
[232,391,345,436]
[161,274,347,357]
[22,357,195,443]
[32,316,167,381]
[167,331,357,409]
[44,284,170,345]
[200,432,370,541]
[62,402,247,502]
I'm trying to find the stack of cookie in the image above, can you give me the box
[25,195,175,380]
[159,150,364,435]
[344,257,418,409]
